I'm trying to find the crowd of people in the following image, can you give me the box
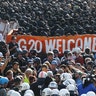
[0,35,96,96]
[0,0,96,96]
[0,0,96,36]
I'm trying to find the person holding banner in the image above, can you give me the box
[8,36,19,55]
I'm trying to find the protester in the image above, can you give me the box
[11,62,22,77]
[24,68,33,84]
[8,36,19,55]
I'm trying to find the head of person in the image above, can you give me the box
[11,36,17,43]
[75,63,82,70]
[25,68,33,78]
[33,57,41,67]
[73,70,83,80]
[84,57,92,64]
[42,88,52,96]
[60,64,68,72]
[12,62,19,70]
[7,90,15,96]
[59,89,70,96]
[0,77,9,88]
[43,61,52,69]
[53,49,59,57]
[85,47,91,54]
[67,51,73,60]
[22,49,29,57]
[24,90,34,96]
[48,81,58,89]
[57,68,64,74]
[41,64,49,72]
[14,76,22,86]
[47,71,53,78]
[93,65,96,74]
[60,73,72,82]
[29,75,37,84]
[66,84,78,96]
[6,70,13,80]
[51,60,58,70]
[17,50,23,59]
[54,74,61,84]
[38,71,47,79]
[72,47,81,57]
[27,60,33,68]
[86,61,94,72]
[86,91,96,96]
[51,89,59,96]
[63,50,70,58]
[20,82,30,91]
[30,49,37,57]
[47,51,54,62]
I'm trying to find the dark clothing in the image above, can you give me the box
[12,57,27,67]
[43,58,52,64]
[12,57,27,72]
[11,68,21,77]
[0,41,7,57]
[9,42,18,55]
[30,78,45,96]
[12,86,20,92]
[52,69,58,75]
[58,84,66,90]
[20,90,26,96]
[42,76,53,90]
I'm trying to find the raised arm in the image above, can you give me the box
[0,57,11,73]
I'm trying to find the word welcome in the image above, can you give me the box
[6,34,96,54]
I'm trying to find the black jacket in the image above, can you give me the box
[30,78,45,96]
